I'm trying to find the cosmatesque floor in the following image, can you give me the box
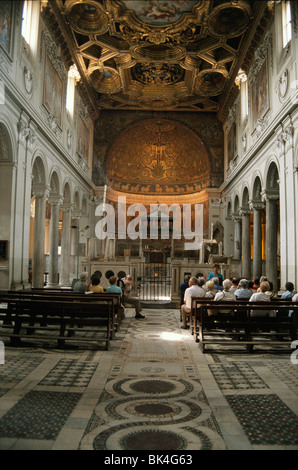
[0,307,298,451]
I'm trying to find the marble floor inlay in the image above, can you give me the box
[0,307,297,450]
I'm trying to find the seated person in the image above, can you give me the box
[234,279,253,299]
[207,264,223,286]
[73,272,88,293]
[107,276,123,294]
[88,274,104,293]
[208,279,236,315]
[290,291,298,317]
[252,277,260,291]
[249,281,276,317]
[180,275,191,306]
[205,280,217,298]
[264,281,277,299]
[107,276,125,319]
[122,275,144,319]
[229,277,239,293]
[181,277,205,329]
[281,282,296,300]
[212,277,223,291]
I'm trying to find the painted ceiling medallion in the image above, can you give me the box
[122,1,198,26]
[133,63,183,85]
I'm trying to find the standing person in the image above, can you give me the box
[181,277,205,329]
[122,275,145,319]
[207,264,223,286]
[73,272,88,293]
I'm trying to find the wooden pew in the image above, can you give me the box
[0,296,113,350]
[1,290,123,335]
[191,298,298,353]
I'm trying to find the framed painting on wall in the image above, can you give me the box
[251,58,269,129]
[43,53,63,127]
[0,1,13,55]
[227,122,236,162]
[77,115,90,163]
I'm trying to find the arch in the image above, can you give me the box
[73,190,80,211]
[226,200,232,219]
[233,194,240,214]
[241,186,250,209]
[266,161,279,192]
[49,170,61,197]
[0,122,13,163]
[252,175,263,201]
[31,155,47,191]
[81,195,88,216]
[62,180,71,204]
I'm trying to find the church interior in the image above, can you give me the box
[0,0,298,452]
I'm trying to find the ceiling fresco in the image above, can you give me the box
[48,0,272,118]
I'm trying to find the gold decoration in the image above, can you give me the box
[106,119,210,194]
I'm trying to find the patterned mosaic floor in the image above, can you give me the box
[0,308,298,451]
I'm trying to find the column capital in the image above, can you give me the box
[60,203,73,212]
[239,207,252,217]
[48,195,63,206]
[231,212,241,223]
[248,199,264,211]
[261,190,279,203]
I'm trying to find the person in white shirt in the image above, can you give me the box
[249,281,276,317]
[209,279,236,315]
[181,277,205,329]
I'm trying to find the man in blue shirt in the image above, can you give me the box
[207,264,223,286]
[234,279,253,299]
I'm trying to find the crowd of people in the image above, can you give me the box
[73,272,145,319]
[180,263,298,329]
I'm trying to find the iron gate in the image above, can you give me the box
[138,263,172,301]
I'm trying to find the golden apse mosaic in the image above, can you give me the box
[106,119,210,195]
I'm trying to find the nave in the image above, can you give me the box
[0,307,298,451]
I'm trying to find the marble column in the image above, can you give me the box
[232,214,241,260]
[264,192,279,291]
[249,200,263,279]
[240,208,252,279]
[47,197,61,287]
[60,204,72,287]
[32,190,46,288]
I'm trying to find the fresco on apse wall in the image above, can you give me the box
[123,1,197,25]
[92,111,224,192]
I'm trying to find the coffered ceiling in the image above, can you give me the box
[48,0,273,120]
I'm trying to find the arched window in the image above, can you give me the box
[21,0,40,57]
[66,64,80,118]
[282,1,292,48]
